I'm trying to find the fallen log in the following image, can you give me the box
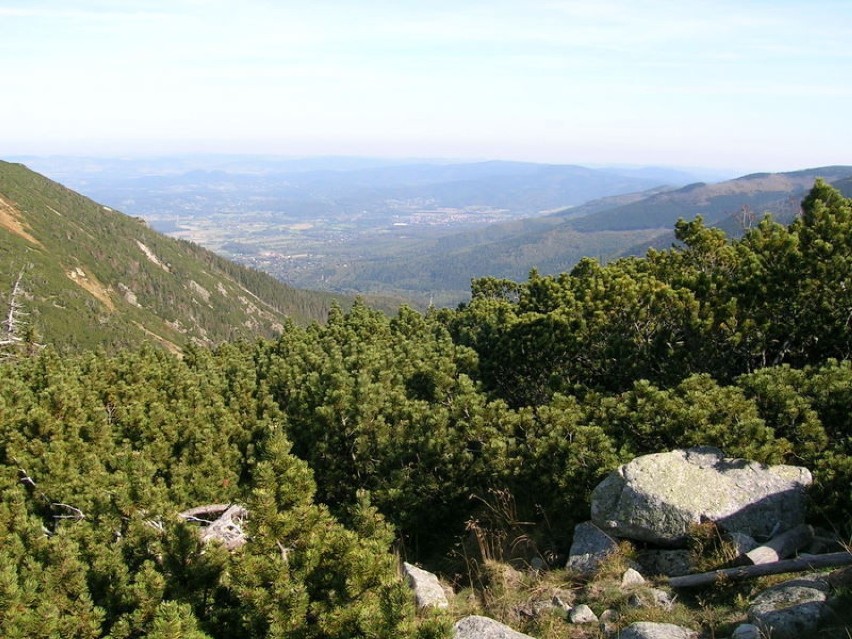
[740,524,814,565]
[669,551,852,588]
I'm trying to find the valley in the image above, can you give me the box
[17,156,852,307]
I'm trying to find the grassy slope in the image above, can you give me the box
[0,161,349,351]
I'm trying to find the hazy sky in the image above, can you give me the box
[3,0,850,171]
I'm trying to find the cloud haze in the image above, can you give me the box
[3,0,850,171]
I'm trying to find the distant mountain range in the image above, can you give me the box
[15,157,697,223]
[8,157,851,312]
[0,161,348,352]
[294,166,852,304]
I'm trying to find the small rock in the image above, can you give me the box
[617,621,697,639]
[727,532,759,556]
[517,599,553,619]
[628,587,674,610]
[551,594,571,614]
[566,521,618,574]
[731,623,762,639]
[599,609,618,623]
[569,603,598,624]
[403,562,449,610]
[621,567,646,587]
[599,608,619,636]
[453,615,536,639]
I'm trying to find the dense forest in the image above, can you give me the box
[0,181,849,638]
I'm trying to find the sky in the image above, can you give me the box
[2,0,851,172]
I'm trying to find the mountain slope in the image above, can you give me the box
[613,166,852,258]
[565,166,852,232]
[0,161,347,352]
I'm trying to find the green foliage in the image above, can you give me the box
[0,345,444,638]
[738,360,852,529]
[0,180,850,636]
[449,181,852,400]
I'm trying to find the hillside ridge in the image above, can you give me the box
[0,160,348,352]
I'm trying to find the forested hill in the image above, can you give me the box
[0,161,349,351]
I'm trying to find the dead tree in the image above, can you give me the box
[178,503,249,551]
[1,269,25,347]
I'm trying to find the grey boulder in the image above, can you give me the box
[568,603,598,624]
[453,616,536,639]
[591,447,811,545]
[617,621,697,639]
[748,574,830,639]
[566,521,618,574]
[403,562,449,610]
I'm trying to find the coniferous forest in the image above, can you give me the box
[0,181,850,638]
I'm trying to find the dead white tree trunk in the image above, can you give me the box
[1,269,25,346]
[178,503,249,550]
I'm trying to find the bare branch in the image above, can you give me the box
[18,467,37,489]
[51,502,86,521]
[179,503,249,551]
[739,524,814,566]
[144,519,165,533]
[178,503,233,520]
[198,504,249,551]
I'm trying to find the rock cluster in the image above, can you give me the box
[407,448,845,639]
[590,447,811,546]
[567,447,814,577]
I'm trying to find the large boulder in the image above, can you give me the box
[453,616,535,639]
[591,447,811,545]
